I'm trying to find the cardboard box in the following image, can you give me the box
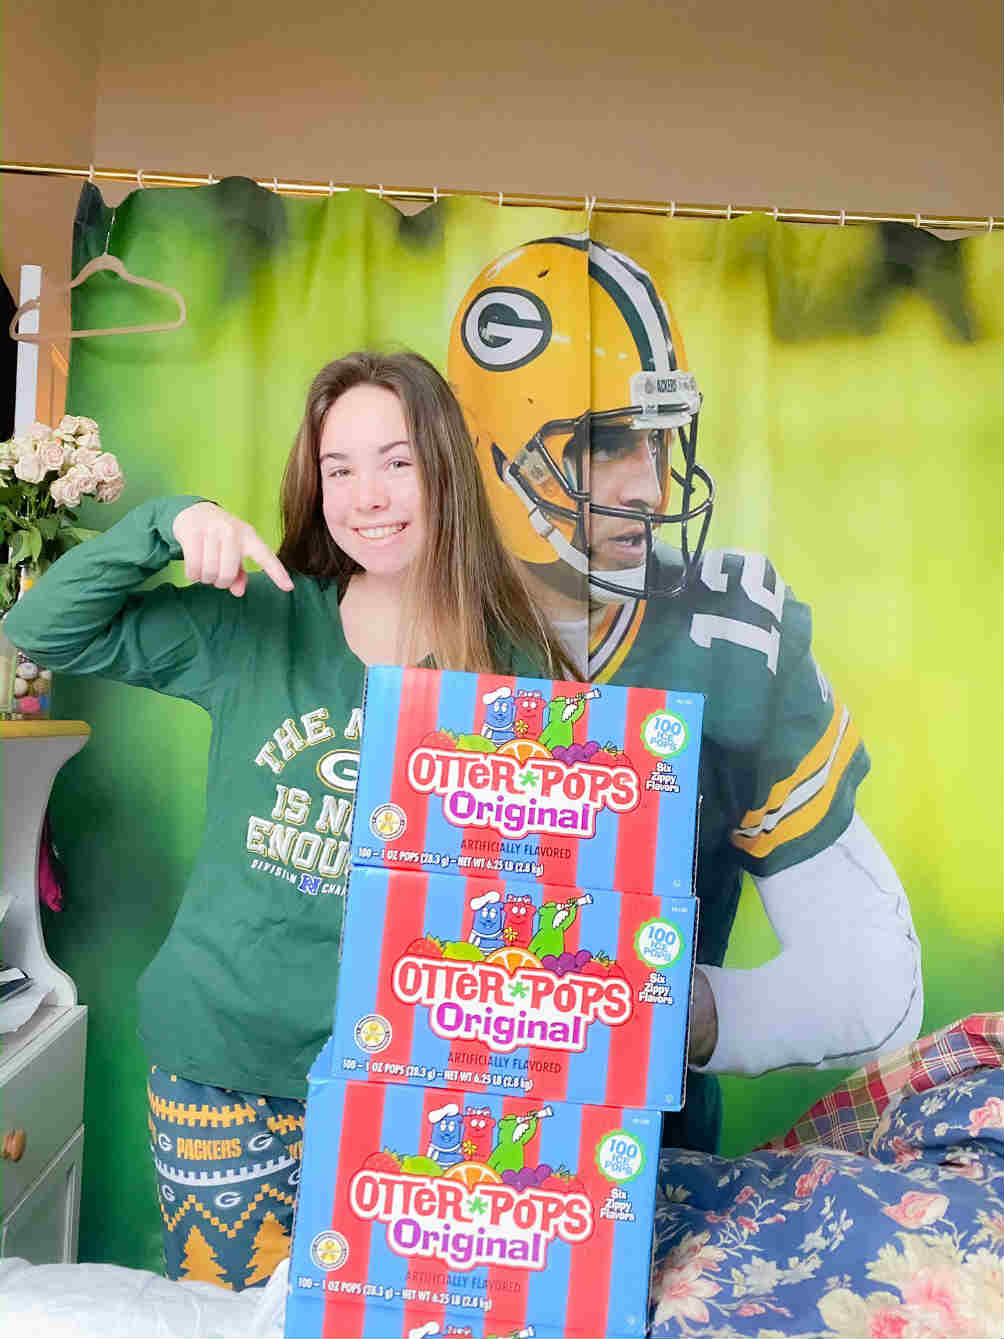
[353,667,703,898]
[285,1055,660,1339]
[331,866,697,1111]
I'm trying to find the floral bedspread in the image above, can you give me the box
[650,1015,1003,1338]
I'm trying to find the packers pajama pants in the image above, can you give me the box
[147,1065,305,1290]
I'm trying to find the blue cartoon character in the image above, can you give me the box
[480,686,518,743]
[468,888,506,953]
[426,1103,463,1168]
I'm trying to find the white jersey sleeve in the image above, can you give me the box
[694,812,923,1076]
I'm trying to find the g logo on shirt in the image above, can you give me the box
[316,749,359,793]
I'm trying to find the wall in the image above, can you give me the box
[89,0,1003,216]
[5,0,1000,412]
[7,2,1004,280]
[1,0,99,418]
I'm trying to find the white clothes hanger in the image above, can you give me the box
[9,210,187,343]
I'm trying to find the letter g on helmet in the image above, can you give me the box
[448,235,713,601]
[460,286,552,370]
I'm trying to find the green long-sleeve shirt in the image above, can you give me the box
[6,497,534,1097]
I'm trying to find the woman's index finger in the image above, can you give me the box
[245,531,294,591]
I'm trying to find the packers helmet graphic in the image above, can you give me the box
[448,236,714,601]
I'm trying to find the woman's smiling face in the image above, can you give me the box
[319,383,426,578]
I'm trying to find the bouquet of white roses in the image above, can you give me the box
[0,415,125,609]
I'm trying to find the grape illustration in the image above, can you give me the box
[574,948,592,969]
[541,954,559,973]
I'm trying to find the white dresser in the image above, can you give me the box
[1,721,89,1263]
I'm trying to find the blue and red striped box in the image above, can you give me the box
[330,866,697,1111]
[353,667,703,898]
[284,1049,660,1339]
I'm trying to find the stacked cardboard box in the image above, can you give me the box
[286,667,704,1339]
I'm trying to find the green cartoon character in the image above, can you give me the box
[487,1106,554,1176]
[538,688,600,752]
[528,894,593,960]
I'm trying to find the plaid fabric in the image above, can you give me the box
[760,1012,1004,1155]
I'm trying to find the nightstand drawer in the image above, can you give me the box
[1,1006,86,1216]
[1,1125,84,1263]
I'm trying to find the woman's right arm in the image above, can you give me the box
[4,496,290,704]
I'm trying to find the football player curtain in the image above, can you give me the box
[52,180,1001,1272]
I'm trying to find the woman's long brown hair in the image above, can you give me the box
[278,351,581,678]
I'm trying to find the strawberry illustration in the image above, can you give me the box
[592,745,634,769]
[580,953,625,980]
[541,1166,585,1194]
[421,728,458,749]
[590,749,619,768]
[405,936,445,958]
[363,1150,402,1173]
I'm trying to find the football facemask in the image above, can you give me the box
[494,409,714,602]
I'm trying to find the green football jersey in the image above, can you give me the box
[589,546,869,1152]
[592,546,870,972]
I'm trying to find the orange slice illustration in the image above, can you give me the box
[496,738,551,762]
[485,946,543,973]
[444,1161,503,1190]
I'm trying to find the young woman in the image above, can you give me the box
[5,351,578,1291]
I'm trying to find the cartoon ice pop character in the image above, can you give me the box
[529,893,593,959]
[514,689,545,738]
[426,1104,464,1167]
[480,686,518,743]
[538,688,601,752]
[468,889,505,953]
[502,893,535,947]
[461,1105,496,1161]
[488,1106,554,1176]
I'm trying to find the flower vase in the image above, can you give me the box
[0,618,20,717]
[2,413,126,718]
[8,564,52,719]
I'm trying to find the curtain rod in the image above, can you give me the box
[2,160,1000,233]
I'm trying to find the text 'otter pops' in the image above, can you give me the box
[354,667,703,896]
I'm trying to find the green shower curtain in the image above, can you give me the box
[48,179,1002,1271]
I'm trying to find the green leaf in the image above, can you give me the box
[7,531,32,566]
[35,515,61,540]
[28,527,43,562]
[64,526,100,544]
